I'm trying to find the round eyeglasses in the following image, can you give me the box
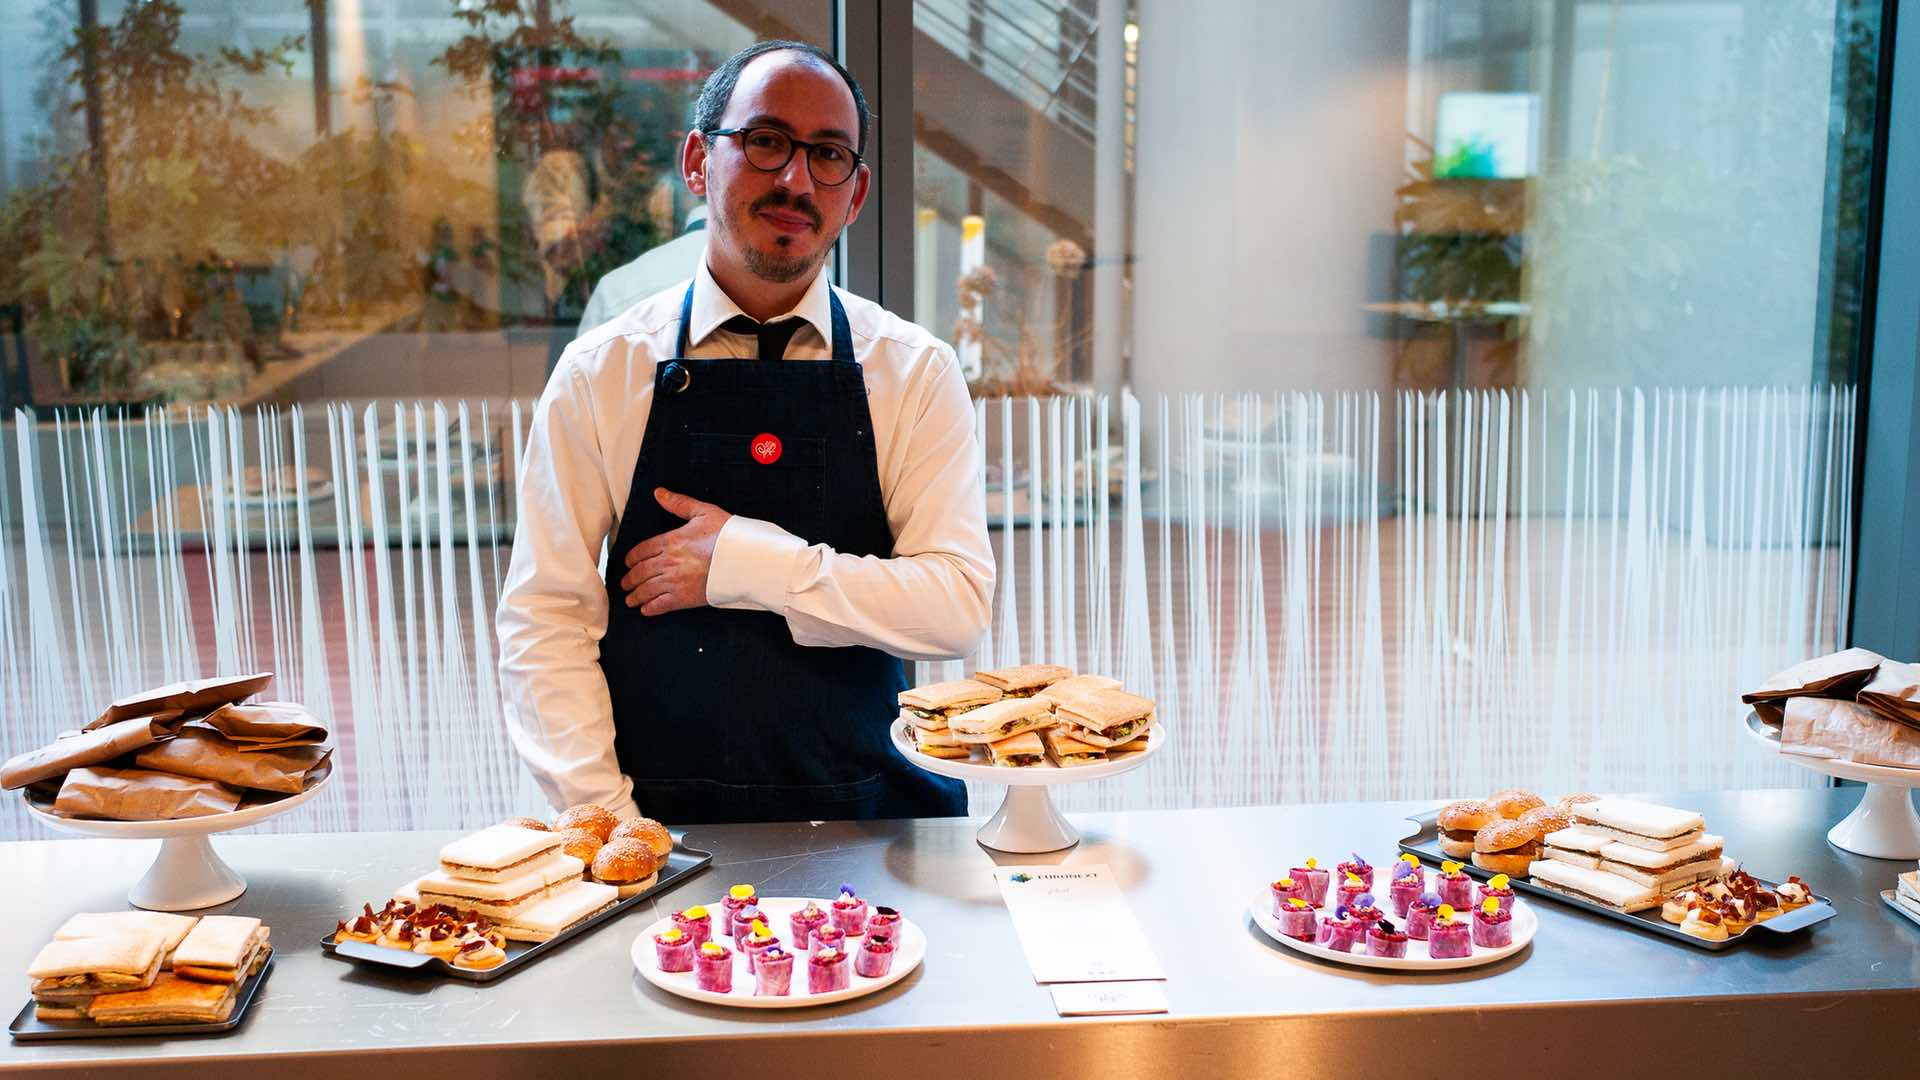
[707,126,862,187]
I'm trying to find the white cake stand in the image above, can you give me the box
[889,718,1163,853]
[1745,710,1920,860]
[23,762,335,911]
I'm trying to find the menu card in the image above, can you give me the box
[992,864,1165,984]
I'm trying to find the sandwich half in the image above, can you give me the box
[913,726,972,760]
[28,932,165,1003]
[988,730,1047,767]
[1053,688,1155,748]
[87,972,239,1026]
[974,664,1075,697]
[1041,727,1107,767]
[897,680,1002,731]
[1033,674,1122,708]
[949,697,1056,745]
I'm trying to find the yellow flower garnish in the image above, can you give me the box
[700,942,726,956]
[1489,874,1510,890]
[1401,853,1420,867]
[1345,871,1363,886]
[1482,896,1500,916]
[1287,898,1309,910]
[1305,857,1318,870]
[750,920,772,941]
[1437,904,1455,922]
[1276,877,1295,889]
[1441,861,1463,875]
[729,884,755,900]
[682,905,708,919]
[660,929,684,943]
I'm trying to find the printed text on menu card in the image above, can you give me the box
[993,864,1166,983]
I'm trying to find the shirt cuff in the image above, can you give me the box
[706,515,807,613]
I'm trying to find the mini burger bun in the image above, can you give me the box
[1438,834,1477,858]
[1438,799,1495,832]
[1488,789,1546,820]
[1518,803,1573,835]
[1472,849,1537,877]
[554,803,618,843]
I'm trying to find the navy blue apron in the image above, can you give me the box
[598,281,966,825]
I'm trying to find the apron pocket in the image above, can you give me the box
[685,433,830,543]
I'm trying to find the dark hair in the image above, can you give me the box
[691,40,870,155]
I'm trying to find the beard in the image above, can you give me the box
[725,191,841,284]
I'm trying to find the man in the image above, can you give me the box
[497,40,992,825]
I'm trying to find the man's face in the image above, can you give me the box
[686,52,869,286]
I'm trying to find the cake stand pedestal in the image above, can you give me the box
[1746,711,1920,860]
[890,720,1163,854]
[24,763,334,910]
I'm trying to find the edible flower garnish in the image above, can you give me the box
[1481,897,1500,916]
[682,905,709,919]
[1436,904,1455,923]
[659,929,684,943]
[1275,877,1295,889]
[839,883,858,899]
[700,942,726,956]
[728,884,754,901]
[1345,871,1364,886]
[1305,857,1318,870]
[1349,852,1369,867]
[1391,860,1417,880]
[1489,874,1511,890]
[1355,893,1376,910]
[1418,892,1442,908]
[750,920,772,941]
[1401,853,1420,868]
[1287,898,1310,910]
[1441,860,1464,875]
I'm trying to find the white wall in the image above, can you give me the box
[1129,1,1410,399]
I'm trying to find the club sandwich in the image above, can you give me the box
[973,664,1075,697]
[896,680,1002,731]
[949,697,1055,745]
[1053,688,1155,748]
[988,730,1047,768]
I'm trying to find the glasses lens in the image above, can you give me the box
[807,143,857,186]
[739,129,794,172]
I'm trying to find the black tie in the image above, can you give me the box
[719,315,804,361]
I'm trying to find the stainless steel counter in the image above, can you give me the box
[5,789,1919,1077]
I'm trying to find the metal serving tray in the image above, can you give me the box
[1398,812,1835,950]
[10,952,274,1042]
[320,840,711,982]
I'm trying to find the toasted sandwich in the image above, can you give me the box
[29,932,164,1004]
[88,973,240,1025]
[949,697,1055,745]
[1041,727,1107,767]
[1105,729,1153,757]
[897,680,1002,731]
[974,664,1074,698]
[988,730,1047,767]
[1054,688,1155,748]
[1032,674,1122,707]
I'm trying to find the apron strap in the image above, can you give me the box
[677,278,855,361]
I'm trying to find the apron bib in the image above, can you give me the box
[598,281,966,825]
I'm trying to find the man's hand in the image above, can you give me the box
[619,488,732,615]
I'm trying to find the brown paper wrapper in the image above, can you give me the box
[49,766,242,820]
[133,726,330,795]
[1780,697,1920,770]
[196,701,328,751]
[1741,647,1884,704]
[1,711,187,790]
[1856,660,1920,731]
[86,673,275,731]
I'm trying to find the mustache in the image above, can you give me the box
[749,192,823,230]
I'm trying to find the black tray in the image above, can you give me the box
[1398,811,1835,950]
[321,840,711,982]
[10,952,274,1042]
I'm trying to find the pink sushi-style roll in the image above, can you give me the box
[1276,897,1317,941]
[1291,859,1331,905]
[742,921,781,972]
[811,924,847,955]
[654,928,695,973]
[866,906,903,939]
[729,904,762,942]
[854,933,896,978]
[1336,854,1374,890]
[1472,899,1514,948]
[789,901,829,947]
[1336,874,1370,911]
[1476,874,1516,915]
[1269,877,1309,913]
[1427,906,1471,959]
[830,885,869,937]
[1366,923,1409,958]
[694,941,734,992]
[1316,915,1363,953]
[754,946,794,996]
[720,884,756,922]
[1437,862,1475,911]
[672,906,713,949]
[808,946,852,993]
[1344,894,1383,925]
[1406,894,1442,940]
[1388,857,1425,916]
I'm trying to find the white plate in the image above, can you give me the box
[888,717,1163,786]
[632,896,924,1008]
[1248,888,1536,971]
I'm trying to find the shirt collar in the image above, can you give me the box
[687,258,833,350]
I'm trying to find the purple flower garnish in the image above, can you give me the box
[1392,860,1417,880]
[1356,893,1376,909]
[1419,891,1443,907]
[1334,903,1351,920]
[1350,852,1369,868]
[839,883,857,899]
[1376,917,1399,933]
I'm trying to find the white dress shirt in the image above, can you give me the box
[497,257,995,818]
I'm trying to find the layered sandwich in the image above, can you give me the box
[87,973,242,1026]
[974,664,1074,698]
[1032,674,1121,708]
[28,932,165,1020]
[912,726,971,760]
[417,850,586,920]
[988,730,1047,768]
[950,698,1056,745]
[1053,688,1154,748]
[1528,858,1660,913]
[1572,800,1721,888]
[897,680,1002,732]
[497,880,620,943]
[1042,727,1108,767]
[170,915,270,985]
[439,824,566,882]
[53,912,197,964]
[1540,825,1609,870]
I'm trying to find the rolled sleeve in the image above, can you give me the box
[707,515,809,611]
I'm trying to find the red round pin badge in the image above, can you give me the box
[750,433,783,465]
